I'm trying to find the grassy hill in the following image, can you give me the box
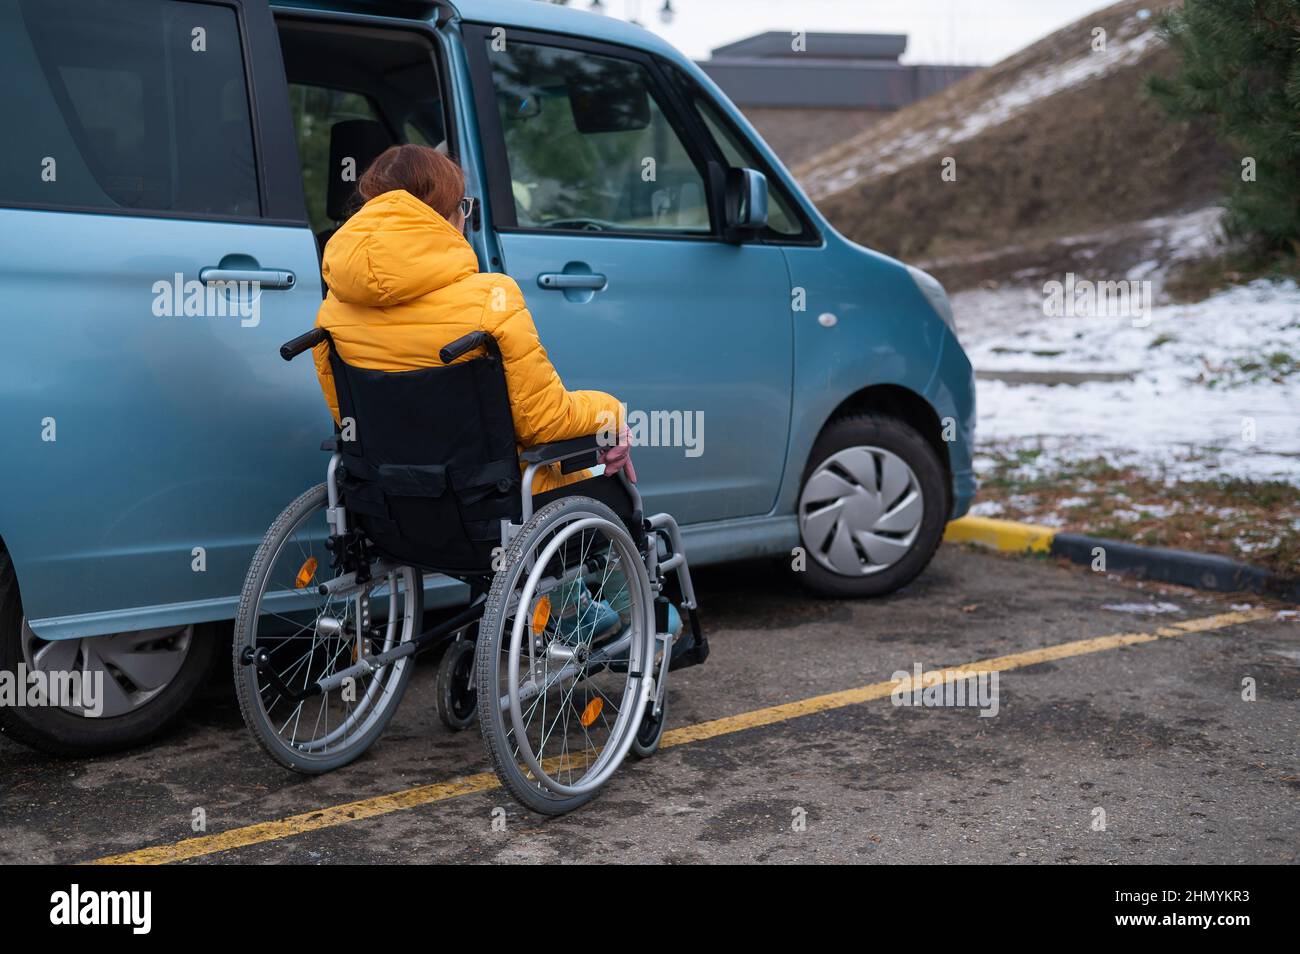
[794,0,1230,289]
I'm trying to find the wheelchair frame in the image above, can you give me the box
[243,327,707,728]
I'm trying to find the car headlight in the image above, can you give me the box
[907,265,959,341]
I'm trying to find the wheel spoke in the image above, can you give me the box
[856,530,912,565]
[78,640,136,717]
[832,447,879,490]
[878,452,913,504]
[825,520,861,573]
[30,636,79,674]
[801,498,843,544]
[874,489,922,533]
[803,468,856,501]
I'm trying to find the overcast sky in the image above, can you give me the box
[579,0,1121,65]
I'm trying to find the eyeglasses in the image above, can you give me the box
[458,196,476,222]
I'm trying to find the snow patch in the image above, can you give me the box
[964,279,1300,482]
[1101,601,1183,614]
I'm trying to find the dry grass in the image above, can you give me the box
[795,0,1231,289]
[1165,250,1300,303]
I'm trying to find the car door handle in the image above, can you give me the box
[200,267,296,290]
[537,272,607,291]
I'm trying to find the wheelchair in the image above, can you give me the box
[231,327,708,814]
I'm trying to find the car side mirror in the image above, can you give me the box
[724,167,768,238]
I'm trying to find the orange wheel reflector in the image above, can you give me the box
[294,556,318,589]
[531,596,551,635]
[579,698,603,728]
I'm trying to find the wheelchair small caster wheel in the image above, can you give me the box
[438,637,477,731]
[629,700,666,759]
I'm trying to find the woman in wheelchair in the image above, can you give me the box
[232,145,706,814]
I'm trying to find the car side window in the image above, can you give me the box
[664,64,807,239]
[0,0,259,218]
[288,85,386,236]
[484,38,711,235]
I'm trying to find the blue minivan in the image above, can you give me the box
[0,0,975,754]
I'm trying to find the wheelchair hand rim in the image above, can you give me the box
[505,515,653,798]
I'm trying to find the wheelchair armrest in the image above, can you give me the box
[519,434,602,466]
[518,434,621,524]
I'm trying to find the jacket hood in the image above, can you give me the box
[321,189,479,306]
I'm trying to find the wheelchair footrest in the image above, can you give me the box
[666,605,708,672]
[668,636,709,672]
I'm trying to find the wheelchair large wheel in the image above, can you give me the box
[233,484,421,774]
[476,495,655,815]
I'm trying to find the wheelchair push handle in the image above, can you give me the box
[280,327,330,362]
[440,330,500,365]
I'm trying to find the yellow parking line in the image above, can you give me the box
[89,607,1271,865]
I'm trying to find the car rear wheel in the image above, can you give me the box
[794,414,948,598]
[0,548,216,756]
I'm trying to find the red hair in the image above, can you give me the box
[357,144,464,221]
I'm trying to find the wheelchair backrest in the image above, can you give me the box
[328,339,522,574]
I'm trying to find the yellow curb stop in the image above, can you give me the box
[945,515,1056,553]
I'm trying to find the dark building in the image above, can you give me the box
[697,32,978,166]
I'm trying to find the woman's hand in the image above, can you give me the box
[599,425,637,484]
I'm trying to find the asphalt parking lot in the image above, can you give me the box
[1,546,1296,865]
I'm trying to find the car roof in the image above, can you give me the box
[276,1,687,63]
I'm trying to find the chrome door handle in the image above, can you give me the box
[200,267,296,290]
[537,273,606,291]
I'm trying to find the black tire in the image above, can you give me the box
[476,494,653,815]
[232,483,421,774]
[0,548,217,757]
[794,413,948,598]
[628,698,666,759]
[437,634,477,731]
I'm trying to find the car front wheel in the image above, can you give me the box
[794,413,948,598]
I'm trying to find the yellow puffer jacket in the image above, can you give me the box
[313,189,620,493]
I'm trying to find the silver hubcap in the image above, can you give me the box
[20,621,192,718]
[798,445,925,577]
